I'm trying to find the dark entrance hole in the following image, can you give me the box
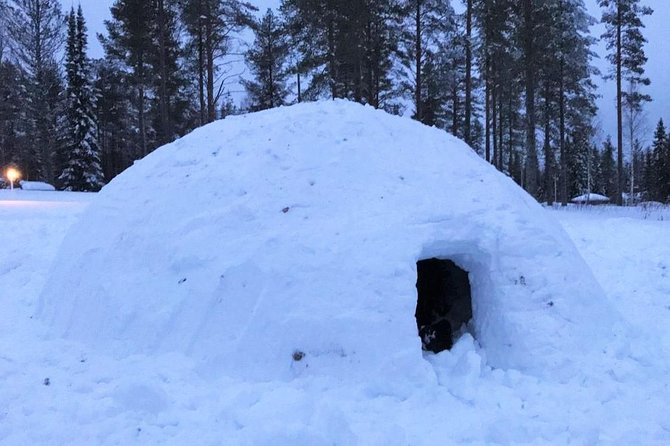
[415,258,473,353]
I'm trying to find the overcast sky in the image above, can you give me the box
[61,0,667,147]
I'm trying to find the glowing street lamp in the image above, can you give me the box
[6,167,20,190]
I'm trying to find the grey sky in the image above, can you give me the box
[62,0,666,148]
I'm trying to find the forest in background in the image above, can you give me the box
[0,0,668,205]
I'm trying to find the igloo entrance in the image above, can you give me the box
[415,258,473,353]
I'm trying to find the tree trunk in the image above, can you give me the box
[616,5,624,205]
[138,83,147,157]
[157,0,170,144]
[205,3,216,123]
[498,91,504,169]
[492,72,498,169]
[485,56,491,163]
[197,0,205,126]
[267,15,274,108]
[523,0,538,196]
[414,0,422,121]
[452,84,459,136]
[508,108,515,174]
[464,0,472,145]
[327,16,336,99]
[297,70,302,103]
[559,56,567,206]
[543,87,553,206]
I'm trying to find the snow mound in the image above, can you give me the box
[39,100,623,382]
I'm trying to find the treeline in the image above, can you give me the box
[0,0,666,203]
[0,0,256,189]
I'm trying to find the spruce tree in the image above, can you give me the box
[641,148,654,198]
[600,136,617,199]
[243,9,290,111]
[598,0,653,205]
[566,126,593,198]
[650,119,668,202]
[60,6,104,192]
[590,145,602,195]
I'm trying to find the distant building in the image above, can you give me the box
[571,193,610,205]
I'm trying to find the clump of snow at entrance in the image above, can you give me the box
[39,100,624,382]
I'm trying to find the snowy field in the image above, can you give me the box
[1,190,670,445]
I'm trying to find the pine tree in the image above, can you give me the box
[179,0,255,123]
[398,0,456,124]
[243,9,290,111]
[102,0,154,157]
[463,0,473,146]
[93,58,135,181]
[60,6,104,192]
[417,51,446,127]
[598,0,653,205]
[442,16,467,137]
[0,60,25,169]
[150,0,194,145]
[536,0,597,205]
[6,0,65,182]
[520,0,539,197]
[475,0,516,168]
[103,0,197,159]
[281,0,399,108]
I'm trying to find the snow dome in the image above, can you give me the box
[38,100,622,382]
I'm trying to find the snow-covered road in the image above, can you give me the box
[1,192,669,445]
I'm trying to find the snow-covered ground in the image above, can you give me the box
[1,190,669,445]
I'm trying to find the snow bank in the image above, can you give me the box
[39,100,623,382]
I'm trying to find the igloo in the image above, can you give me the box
[38,100,623,382]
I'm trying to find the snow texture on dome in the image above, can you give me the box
[38,100,624,382]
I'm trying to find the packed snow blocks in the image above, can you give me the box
[38,100,624,382]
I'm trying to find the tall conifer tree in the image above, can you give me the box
[650,119,669,202]
[6,0,65,182]
[243,9,290,111]
[598,0,652,205]
[60,6,103,191]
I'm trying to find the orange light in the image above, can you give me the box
[6,167,20,182]
[6,167,20,189]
